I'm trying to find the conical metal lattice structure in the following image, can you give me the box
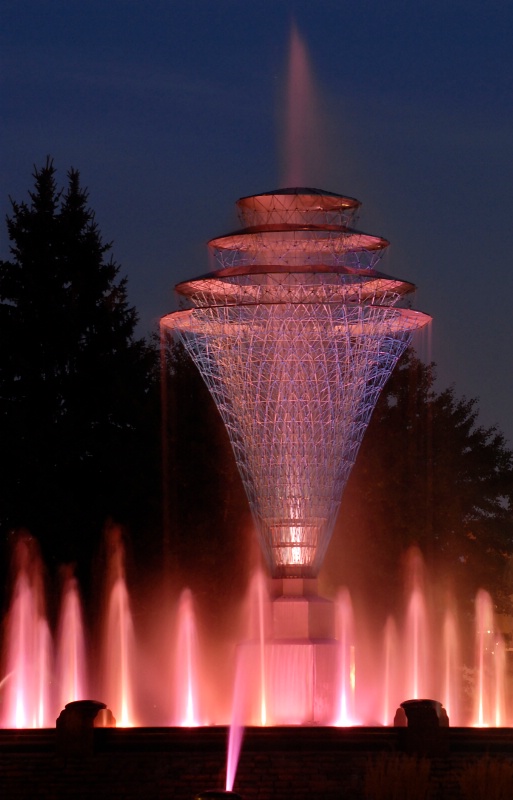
[161,188,431,577]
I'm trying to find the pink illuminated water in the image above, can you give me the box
[282,23,325,186]
[442,606,460,723]
[100,528,137,727]
[382,617,398,726]
[473,589,507,727]
[404,550,430,700]
[1,537,52,728]
[335,588,357,726]
[225,570,270,789]
[174,589,201,726]
[226,661,246,792]
[55,572,88,709]
[0,540,511,729]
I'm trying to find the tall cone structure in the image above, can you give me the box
[161,188,431,579]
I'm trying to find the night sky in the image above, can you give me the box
[2,0,513,444]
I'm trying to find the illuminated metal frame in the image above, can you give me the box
[161,188,430,577]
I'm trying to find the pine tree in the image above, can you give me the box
[0,159,160,579]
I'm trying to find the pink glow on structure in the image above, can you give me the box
[269,643,313,724]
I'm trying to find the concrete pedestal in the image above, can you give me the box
[238,578,339,724]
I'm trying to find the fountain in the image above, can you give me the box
[1,21,512,799]
[1,187,510,734]
[160,184,431,722]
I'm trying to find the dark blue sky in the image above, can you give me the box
[2,0,513,443]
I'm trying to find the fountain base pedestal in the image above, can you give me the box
[238,578,339,724]
[269,579,338,724]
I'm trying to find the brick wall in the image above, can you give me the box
[1,726,513,800]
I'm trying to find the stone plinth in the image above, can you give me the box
[270,578,335,639]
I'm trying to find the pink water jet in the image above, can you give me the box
[0,539,510,729]
[403,549,431,700]
[1,536,52,728]
[55,571,88,710]
[282,23,324,186]
[473,589,507,727]
[335,588,357,726]
[174,588,201,727]
[226,571,271,789]
[226,661,246,792]
[442,606,460,724]
[101,531,137,727]
[382,617,399,726]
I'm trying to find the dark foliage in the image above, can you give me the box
[325,350,513,615]
[161,337,252,610]
[0,160,161,591]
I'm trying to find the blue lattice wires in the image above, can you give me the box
[161,189,431,578]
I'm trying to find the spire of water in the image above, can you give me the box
[473,589,506,727]
[282,22,323,186]
[442,605,460,724]
[335,587,357,726]
[382,616,398,726]
[174,588,201,726]
[403,549,430,700]
[55,571,88,710]
[1,535,52,728]
[102,528,136,727]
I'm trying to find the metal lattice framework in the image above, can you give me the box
[161,188,431,577]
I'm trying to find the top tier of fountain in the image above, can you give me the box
[175,188,417,311]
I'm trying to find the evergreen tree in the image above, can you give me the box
[325,350,513,615]
[0,159,160,581]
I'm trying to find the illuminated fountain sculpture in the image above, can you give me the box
[161,187,431,723]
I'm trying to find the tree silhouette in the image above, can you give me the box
[324,350,513,615]
[0,159,160,584]
[162,338,252,611]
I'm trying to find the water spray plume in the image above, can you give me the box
[335,588,358,726]
[284,24,309,185]
[102,528,136,727]
[382,617,398,726]
[56,571,88,709]
[0,541,510,727]
[174,589,201,727]
[2,536,52,728]
[472,590,506,728]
